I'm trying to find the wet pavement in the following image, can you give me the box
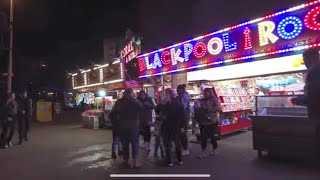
[1,120,320,180]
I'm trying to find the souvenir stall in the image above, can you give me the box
[134,0,320,139]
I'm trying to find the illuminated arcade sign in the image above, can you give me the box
[121,41,141,64]
[137,1,320,78]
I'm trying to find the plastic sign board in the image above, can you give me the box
[137,1,320,78]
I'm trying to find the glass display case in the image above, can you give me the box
[255,95,307,117]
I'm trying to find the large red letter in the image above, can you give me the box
[305,6,320,30]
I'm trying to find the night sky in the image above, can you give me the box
[0,0,312,89]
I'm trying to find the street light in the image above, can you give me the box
[7,0,14,93]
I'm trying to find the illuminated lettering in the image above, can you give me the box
[138,58,146,72]
[170,48,185,65]
[184,43,193,62]
[193,42,207,58]
[222,33,238,52]
[258,21,279,46]
[153,53,162,69]
[277,16,303,40]
[243,27,253,50]
[161,51,172,65]
[207,37,223,55]
[145,56,153,70]
[304,6,320,30]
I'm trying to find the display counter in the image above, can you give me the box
[250,95,318,159]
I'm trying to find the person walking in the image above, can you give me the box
[162,88,185,166]
[153,97,166,158]
[110,88,143,167]
[176,84,191,156]
[17,91,32,144]
[137,90,155,151]
[109,104,122,159]
[195,88,221,158]
[1,93,18,148]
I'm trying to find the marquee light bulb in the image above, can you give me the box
[243,27,253,50]
[138,58,146,72]
[258,21,279,46]
[184,43,193,62]
[304,6,320,30]
[207,37,223,55]
[193,42,207,58]
[161,51,172,65]
[277,16,303,40]
[144,56,154,70]
[153,53,163,69]
[170,48,185,65]
[222,33,238,52]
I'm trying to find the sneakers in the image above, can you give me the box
[182,150,190,156]
[198,151,208,159]
[111,152,117,159]
[133,160,142,168]
[145,143,150,151]
[7,141,12,148]
[168,163,174,167]
[178,161,184,165]
[210,149,217,156]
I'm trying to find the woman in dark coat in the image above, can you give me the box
[137,90,155,150]
[195,88,221,158]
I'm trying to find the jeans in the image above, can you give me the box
[141,124,151,143]
[119,128,140,161]
[181,128,189,150]
[163,132,182,164]
[1,120,15,144]
[112,129,122,154]
[18,114,30,141]
[200,124,218,151]
[154,134,164,157]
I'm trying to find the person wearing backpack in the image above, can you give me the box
[195,88,221,159]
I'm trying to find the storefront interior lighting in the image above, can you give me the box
[98,90,106,97]
[139,43,320,78]
[137,0,320,58]
[72,73,78,77]
[84,73,87,85]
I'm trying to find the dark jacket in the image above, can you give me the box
[138,97,155,127]
[177,92,191,126]
[110,96,143,130]
[195,97,221,126]
[162,98,186,135]
[305,64,320,119]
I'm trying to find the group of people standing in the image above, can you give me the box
[109,84,221,167]
[0,91,33,149]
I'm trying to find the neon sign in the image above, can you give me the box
[121,40,142,64]
[138,0,320,78]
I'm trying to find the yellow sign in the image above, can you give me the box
[36,102,52,122]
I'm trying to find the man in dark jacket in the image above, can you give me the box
[292,48,320,119]
[17,91,33,144]
[292,48,320,152]
[162,88,186,166]
[1,93,18,148]
[110,88,143,167]
[177,84,191,156]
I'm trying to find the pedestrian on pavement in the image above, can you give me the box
[17,91,33,145]
[137,90,155,151]
[153,97,166,159]
[111,88,143,167]
[162,88,185,166]
[0,93,18,148]
[195,88,221,159]
[0,94,8,148]
[291,48,320,151]
[176,84,191,156]
[109,104,123,159]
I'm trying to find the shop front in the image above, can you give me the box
[134,1,320,136]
